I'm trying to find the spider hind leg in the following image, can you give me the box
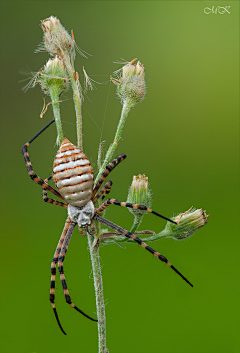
[92,180,113,204]
[42,176,68,208]
[22,119,65,202]
[91,154,126,200]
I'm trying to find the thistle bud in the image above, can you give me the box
[164,208,209,240]
[127,174,151,215]
[112,59,146,106]
[40,57,69,96]
[40,16,75,57]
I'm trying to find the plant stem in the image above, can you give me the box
[63,55,83,150]
[130,214,143,233]
[102,228,167,245]
[95,99,133,185]
[62,50,108,352]
[49,87,63,144]
[70,71,83,150]
[87,233,107,353]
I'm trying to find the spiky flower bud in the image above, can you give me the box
[40,57,69,96]
[40,16,75,57]
[112,59,146,106]
[127,174,151,215]
[164,208,209,240]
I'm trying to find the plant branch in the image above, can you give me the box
[49,87,63,144]
[87,232,107,353]
[130,214,143,233]
[95,99,133,185]
[63,55,83,150]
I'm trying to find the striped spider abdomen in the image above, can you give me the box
[53,138,94,208]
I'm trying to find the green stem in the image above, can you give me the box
[95,99,133,186]
[139,228,168,242]
[63,55,83,150]
[130,214,143,233]
[103,228,167,245]
[87,233,107,353]
[49,87,63,144]
[63,52,107,352]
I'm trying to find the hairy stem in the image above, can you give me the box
[130,214,143,234]
[102,228,167,245]
[87,233,107,353]
[49,87,63,144]
[63,55,83,150]
[95,99,133,185]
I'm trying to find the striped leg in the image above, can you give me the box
[91,154,126,200]
[57,223,98,328]
[78,227,87,236]
[42,176,68,208]
[92,180,113,204]
[94,214,193,287]
[95,198,177,225]
[22,119,65,201]
[50,217,72,335]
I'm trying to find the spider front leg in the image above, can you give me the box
[57,222,98,326]
[94,214,193,287]
[50,217,72,335]
[78,221,95,236]
[22,119,65,201]
[78,227,87,236]
[95,198,177,225]
[42,176,68,208]
[50,218,97,336]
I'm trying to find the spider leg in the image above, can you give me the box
[90,221,95,235]
[95,198,177,225]
[42,176,68,208]
[92,180,113,204]
[22,119,65,201]
[91,154,126,200]
[78,226,87,236]
[78,222,95,236]
[94,214,193,287]
[57,223,98,326]
[50,217,72,335]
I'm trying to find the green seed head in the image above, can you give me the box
[127,174,151,215]
[113,59,146,106]
[165,208,209,240]
[40,16,75,57]
[40,57,69,96]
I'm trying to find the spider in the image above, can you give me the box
[22,119,193,335]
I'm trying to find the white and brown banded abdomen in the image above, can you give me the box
[53,138,94,208]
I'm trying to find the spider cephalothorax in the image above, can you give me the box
[22,119,193,335]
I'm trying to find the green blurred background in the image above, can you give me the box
[0,1,239,352]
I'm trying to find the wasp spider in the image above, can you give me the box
[22,119,193,335]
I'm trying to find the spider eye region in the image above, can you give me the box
[68,202,95,227]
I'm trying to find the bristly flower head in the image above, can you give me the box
[40,56,69,96]
[164,208,209,240]
[38,16,75,59]
[112,58,146,107]
[127,174,151,215]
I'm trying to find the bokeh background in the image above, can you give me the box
[0,1,239,352]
